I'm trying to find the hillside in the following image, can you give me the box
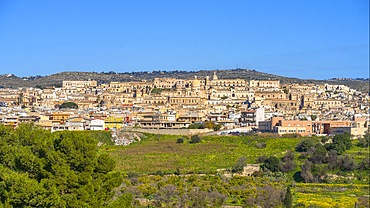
[0,69,368,92]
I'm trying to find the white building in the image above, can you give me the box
[90,119,105,130]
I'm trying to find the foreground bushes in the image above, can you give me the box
[0,123,121,207]
[118,174,289,207]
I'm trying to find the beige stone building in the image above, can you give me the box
[250,80,280,88]
[62,80,97,89]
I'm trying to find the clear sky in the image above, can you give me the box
[0,0,368,79]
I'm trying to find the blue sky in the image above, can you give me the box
[0,0,368,79]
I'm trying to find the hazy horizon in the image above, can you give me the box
[2,68,368,81]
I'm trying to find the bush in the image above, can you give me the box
[255,142,266,149]
[296,138,316,152]
[256,156,268,163]
[321,136,329,143]
[338,155,356,171]
[252,171,264,177]
[309,143,327,164]
[188,123,204,129]
[174,167,181,175]
[0,123,120,207]
[232,156,247,173]
[262,156,281,172]
[325,133,352,155]
[190,135,202,144]
[155,170,165,176]
[213,124,222,131]
[176,138,184,144]
[358,157,370,170]
[151,87,162,94]
[281,151,296,173]
[59,101,78,109]
[357,133,369,147]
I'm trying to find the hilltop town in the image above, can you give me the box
[0,72,369,139]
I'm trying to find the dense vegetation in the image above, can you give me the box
[0,124,121,207]
[102,132,369,207]
[59,102,78,109]
[103,133,299,174]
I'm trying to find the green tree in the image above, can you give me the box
[151,87,162,94]
[203,121,222,131]
[204,121,215,129]
[309,143,327,164]
[176,138,184,144]
[310,115,317,121]
[295,138,316,152]
[283,187,292,208]
[59,101,78,109]
[325,133,352,155]
[357,132,369,147]
[232,156,247,173]
[188,123,204,129]
[0,123,122,207]
[262,156,281,172]
[106,193,134,208]
[190,135,202,144]
[213,124,222,131]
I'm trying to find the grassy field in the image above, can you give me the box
[99,132,369,207]
[346,144,369,161]
[101,133,301,174]
[293,183,369,207]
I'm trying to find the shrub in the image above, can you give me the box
[155,170,165,176]
[174,167,181,175]
[321,136,329,143]
[358,157,370,171]
[190,135,201,144]
[151,87,162,94]
[255,142,267,149]
[213,124,222,131]
[176,138,184,144]
[357,133,369,147]
[188,123,204,129]
[232,156,247,173]
[296,138,316,152]
[127,172,139,179]
[252,171,264,177]
[59,101,78,109]
[262,156,281,172]
[256,156,267,163]
[338,155,356,171]
[309,143,327,164]
[281,158,296,173]
[325,133,352,155]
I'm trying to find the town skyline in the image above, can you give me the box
[1,74,368,134]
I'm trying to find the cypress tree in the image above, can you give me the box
[283,186,293,208]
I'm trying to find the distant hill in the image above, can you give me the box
[0,69,368,92]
